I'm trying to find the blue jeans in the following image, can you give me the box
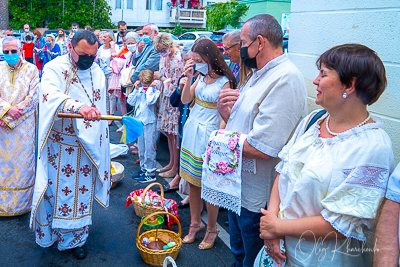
[229,208,264,267]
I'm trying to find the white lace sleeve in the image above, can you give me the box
[321,165,391,241]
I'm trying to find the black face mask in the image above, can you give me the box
[240,38,260,69]
[119,31,126,37]
[72,47,96,70]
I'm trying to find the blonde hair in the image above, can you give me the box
[139,70,154,85]
[45,34,55,42]
[104,30,115,42]
[153,32,179,50]
[56,28,66,42]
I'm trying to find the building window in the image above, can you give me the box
[127,0,133,9]
[116,0,121,9]
[146,0,151,10]
[154,0,162,10]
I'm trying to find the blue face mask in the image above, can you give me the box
[139,35,152,45]
[4,53,20,66]
[46,42,52,47]
[73,29,78,33]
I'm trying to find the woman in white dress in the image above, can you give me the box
[258,44,394,267]
[180,37,237,250]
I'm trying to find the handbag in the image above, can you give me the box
[36,42,44,61]
[120,65,136,95]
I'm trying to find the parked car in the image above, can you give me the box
[210,29,234,48]
[177,31,212,47]
[44,29,70,38]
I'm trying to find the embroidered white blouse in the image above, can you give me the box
[276,110,394,266]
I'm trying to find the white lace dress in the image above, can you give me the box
[276,110,394,267]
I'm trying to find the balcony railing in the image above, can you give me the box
[169,8,206,24]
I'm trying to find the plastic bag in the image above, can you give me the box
[110,143,129,159]
[253,239,286,267]
[163,256,177,267]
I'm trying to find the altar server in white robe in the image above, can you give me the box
[30,30,110,259]
[0,36,39,216]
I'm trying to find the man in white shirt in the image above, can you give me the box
[218,14,307,267]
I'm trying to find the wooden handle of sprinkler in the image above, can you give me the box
[57,113,123,121]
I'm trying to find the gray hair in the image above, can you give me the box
[245,14,283,49]
[104,30,115,42]
[2,36,21,49]
[181,43,193,57]
[125,31,139,42]
[145,23,159,34]
[222,30,241,45]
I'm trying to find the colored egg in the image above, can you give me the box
[170,242,176,246]
[149,237,155,242]
[163,245,169,250]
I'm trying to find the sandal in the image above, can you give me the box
[182,223,205,244]
[199,227,220,250]
[156,166,172,173]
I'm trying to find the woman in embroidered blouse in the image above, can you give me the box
[259,44,394,267]
[153,33,184,178]
[42,34,61,69]
[180,37,237,250]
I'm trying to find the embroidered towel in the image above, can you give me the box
[201,129,247,215]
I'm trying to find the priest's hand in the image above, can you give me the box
[7,107,23,120]
[79,106,101,122]
[0,120,6,127]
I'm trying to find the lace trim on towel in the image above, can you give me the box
[242,157,256,174]
[201,184,241,215]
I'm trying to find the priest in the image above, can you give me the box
[30,30,110,259]
[0,36,39,216]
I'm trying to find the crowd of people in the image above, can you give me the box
[0,13,399,267]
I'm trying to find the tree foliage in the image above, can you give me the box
[8,0,114,30]
[206,1,249,31]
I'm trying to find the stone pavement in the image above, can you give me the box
[0,121,234,267]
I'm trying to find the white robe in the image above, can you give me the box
[30,55,110,248]
[0,61,39,216]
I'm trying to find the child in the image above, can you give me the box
[22,35,35,64]
[128,70,161,183]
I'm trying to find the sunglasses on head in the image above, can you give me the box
[3,50,18,54]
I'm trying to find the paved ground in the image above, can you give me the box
[0,110,234,266]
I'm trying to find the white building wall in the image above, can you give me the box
[289,1,400,162]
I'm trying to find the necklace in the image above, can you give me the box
[325,113,371,136]
[75,68,97,108]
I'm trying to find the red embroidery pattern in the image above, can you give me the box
[106,128,108,138]
[42,93,49,103]
[36,227,45,239]
[61,186,72,196]
[52,133,64,143]
[79,185,89,194]
[51,229,65,243]
[62,70,68,80]
[47,147,58,170]
[79,202,88,215]
[93,89,101,101]
[100,134,102,147]
[61,164,75,177]
[79,165,91,177]
[104,171,109,181]
[71,77,78,84]
[65,147,75,155]
[64,124,75,134]
[58,204,72,216]
[83,120,92,129]
[44,194,54,208]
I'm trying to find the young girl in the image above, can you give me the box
[128,70,161,183]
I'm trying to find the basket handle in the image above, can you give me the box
[136,211,181,241]
[140,182,164,205]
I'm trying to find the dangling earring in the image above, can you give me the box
[343,92,348,99]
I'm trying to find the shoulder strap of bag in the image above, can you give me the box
[305,109,327,132]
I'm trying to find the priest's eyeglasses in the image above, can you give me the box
[3,50,18,54]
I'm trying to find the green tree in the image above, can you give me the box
[206,1,249,31]
[8,0,114,30]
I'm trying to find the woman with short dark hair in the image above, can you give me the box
[180,37,236,250]
[258,44,394,266]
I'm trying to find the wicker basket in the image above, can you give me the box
[110,161,124,189]
[131,182,165,218]
[137,211,182,266]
